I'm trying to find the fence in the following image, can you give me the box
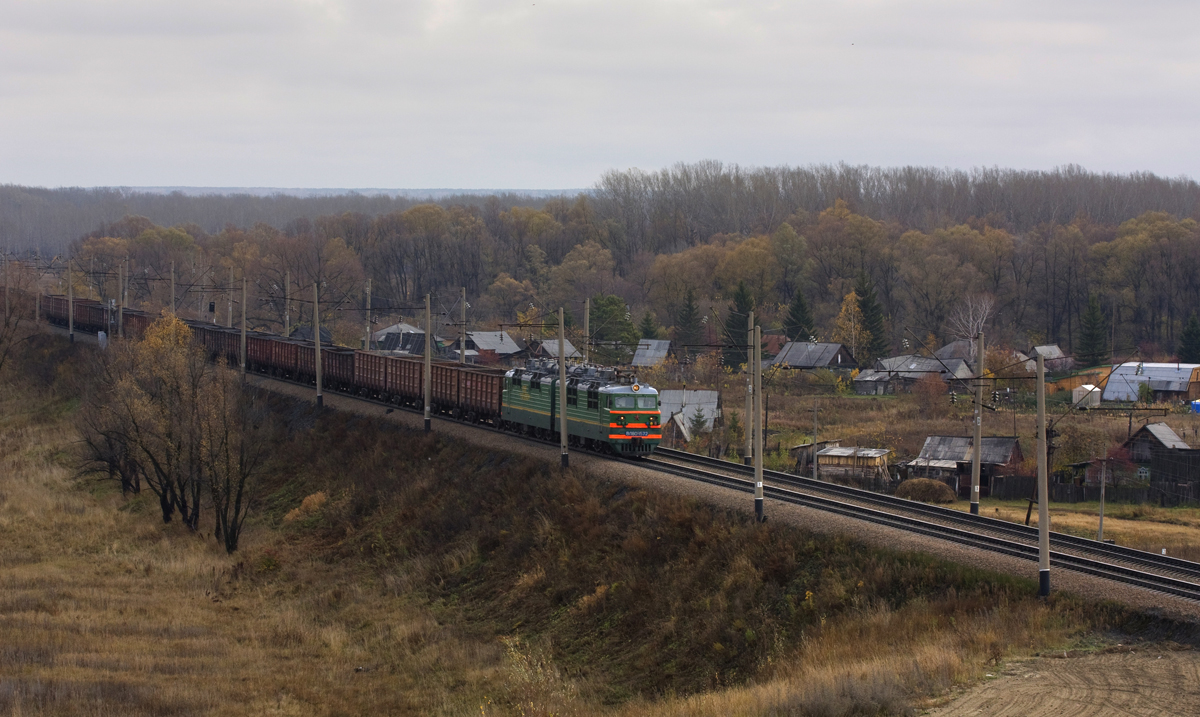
[990,475,1200,506]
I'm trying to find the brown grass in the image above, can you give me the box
[3,349,1195,716]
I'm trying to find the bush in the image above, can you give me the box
[895,478,956,503]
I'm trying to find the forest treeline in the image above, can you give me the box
[10,161,1200,362]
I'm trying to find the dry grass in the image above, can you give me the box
[0,384,513,716]
[2,357,1191,716]
[954,499,1200,563]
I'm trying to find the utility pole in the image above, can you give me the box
[460,286,467,364]
[284,270,290,336]
[68,261,74,343]
[1098,457,1108,542]
[424,293,432,433]
[364,279,372,350]
[1036,353,1050,597]
[170,260,176,315]
[970,331,985,515]
[812,399,819,481]
[227,265,234,328]
[117,258,124,338]
[744,310,754,465]
[240,275,247,378]
[583,297,590,364]
[3,253,8,321]
[314,282,323,408]
[754,324,764,522]
[559,307,568,469]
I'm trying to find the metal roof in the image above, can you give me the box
[905,458,961,470]
[1102,362,1200,401]
[772,342,854,368]
[469,331,522,354]
[535,338,581,359]
[1031,344,1065,359]
[632,339,672,366]
[1142,423,1190,450]
[935,339,974,361]
[816,447,891,458]
[373,322,419,342]
[915,435,1021,464]
[657,389,719,431]
[855,354,971,382]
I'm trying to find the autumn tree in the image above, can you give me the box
[638,311,658,341]
[832,290,869,360]
[589,294,638,364]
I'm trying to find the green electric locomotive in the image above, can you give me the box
[501,361,662,455]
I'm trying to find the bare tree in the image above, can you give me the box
[948,294,996,365]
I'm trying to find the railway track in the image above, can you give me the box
[42,323,1200,602]
[648,448,1200,600]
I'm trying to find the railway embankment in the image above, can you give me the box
[4,333,1200,715]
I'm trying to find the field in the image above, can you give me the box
[3,345,1199,716]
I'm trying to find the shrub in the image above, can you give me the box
[895,478,956,503]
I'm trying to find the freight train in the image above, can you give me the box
[41,297,661,456]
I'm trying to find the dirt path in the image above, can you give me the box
[926,648,1200,716]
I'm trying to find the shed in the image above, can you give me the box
[1030,344,1075,372]
[1072,384,1101,408]
[657,389,720,432]
[854,354,972,394]
[1102,363,1200,402]
[632,339,672,367]
[906,435,1023,497]
[1124,423,1190,464]
[815,446,893,489]
[772,342,858,369]
[529,338,582,360]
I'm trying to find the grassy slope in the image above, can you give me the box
[3,347,1198,715]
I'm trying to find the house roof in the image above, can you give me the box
[935,339,974,362]
[372,322,420,342]
[469,331,522,354]
[657,389,720,430]
[1128,423,1191,450]
[534,338,582,359]
[772,342,855,368]
[1102,362,1200,401]
[1031,344,1065,359]
[632,339,672,366]
[914,435,1021,464]
[855,354,972,382]
[816,447,891,458]
[288,326,333,343]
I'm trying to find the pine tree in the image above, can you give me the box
[832,290,869,360]
[1077,295,1109,367]
[675,287,703,359]
[855,272,888,363]
[722,280,756,368]
[1180,313,1200,363]
[638,311,658,341]
[783,288,815,342]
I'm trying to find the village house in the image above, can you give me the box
[905,435,1023,498]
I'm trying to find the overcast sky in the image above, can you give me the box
[2,0,1197,189]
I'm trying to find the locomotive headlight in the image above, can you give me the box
[649,415,658,426]
[618,415,627,426]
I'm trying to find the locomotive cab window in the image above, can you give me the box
[637,396,656,409]
[613,396,636,409]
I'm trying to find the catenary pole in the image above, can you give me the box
[68,261,74,343]
[284,270,290,336]
[583,297,590,364]
[812,399,819,481]
[424,293,432,433]
[560,307,568,468]
[460,286,467,364]
[1037,353,1050,597]
[227,265,233,327]
[240,275,247,378]
[3,253,8,321]
[1098,458,1107,542]
[364,279,372,350]
[754,325,764,522]
[744,310,754,465]
[314,282,323,408]
[970,331,985,515]
[117,258,124,338]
